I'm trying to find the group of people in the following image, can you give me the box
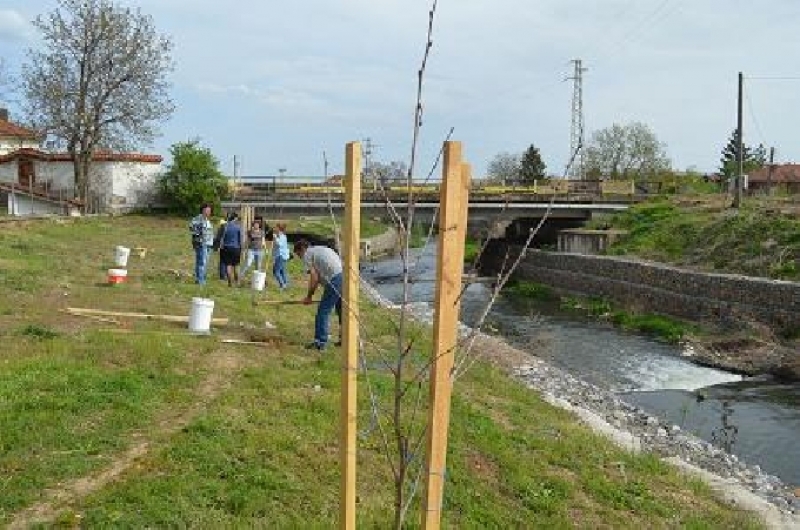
[189,203,343,351]
[190,204,290,289]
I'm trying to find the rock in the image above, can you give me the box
[794,488,800,498]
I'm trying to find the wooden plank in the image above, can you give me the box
[65,307,229,325]
[339,141,362,530]
[423,141,470,529]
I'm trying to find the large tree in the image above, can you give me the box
[718,129,766,184]
[0,58,12,104]
[159,140,228,215]
[370,160,409,187]
[21,0,174,203]
[485,152,521,185]
[584,122,670,179]
[519,144,547,183]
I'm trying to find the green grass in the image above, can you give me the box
[505,281,693,344]
[463,238,481,264]
[504,280,559,302]
[599,197,800,280]
[0,215,763,528]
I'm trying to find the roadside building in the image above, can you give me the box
[747,164,800,195]
[0,108,163,214]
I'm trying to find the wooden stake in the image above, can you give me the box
[423,142,470,529]
[65,307,229,325]
[340,141,362,530]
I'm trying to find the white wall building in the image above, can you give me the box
[0,110,163,214]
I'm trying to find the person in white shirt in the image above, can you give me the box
[294,239,343,350]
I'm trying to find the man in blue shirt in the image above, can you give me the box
[219,212,243,287]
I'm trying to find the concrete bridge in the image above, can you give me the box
[220,198,630,242]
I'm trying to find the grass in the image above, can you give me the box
[505,281,694,344]
[595,196,800,280]
[0,215,763,527]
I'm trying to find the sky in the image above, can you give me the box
[0,0,799,179]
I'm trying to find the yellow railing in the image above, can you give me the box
[600,180,635,195]
[247,180,635,196]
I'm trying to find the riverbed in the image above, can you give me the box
[364,245,800,489]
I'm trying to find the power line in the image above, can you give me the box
[744,90,768,148]
[746,76,800,81]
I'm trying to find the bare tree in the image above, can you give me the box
[486,151,521,185]
[0,58,13,105]
[583,122,670,179]
[372,160,409,187]
[20,0,174,204]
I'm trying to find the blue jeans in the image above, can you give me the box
[218,251,226,279]
[273,255,289,289]
[194,245,210,284]
[240,249,265,278]
[314,273,342,347]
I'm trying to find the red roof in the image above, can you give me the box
[0,148,162,164]
[748,164,800,183]
[0,119,40,140]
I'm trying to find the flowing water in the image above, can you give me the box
[365,245,800,487]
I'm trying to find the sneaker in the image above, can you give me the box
[305,341,325,351]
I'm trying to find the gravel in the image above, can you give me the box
[512,356,800,526]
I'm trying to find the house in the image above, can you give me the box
[0,109,163,214]
[747,164,800,195]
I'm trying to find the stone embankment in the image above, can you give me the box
[480,246,800,380]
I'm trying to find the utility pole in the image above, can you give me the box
[733,71,744,208]
[767,146,775,197]
[566,59,587,179]
[232,155,240,201]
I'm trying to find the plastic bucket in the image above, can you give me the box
[251,271,267,291]
[114,246,131,267]
[107,268,128,285]
[188,297,215,334]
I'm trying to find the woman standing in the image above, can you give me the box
[239,218,265,283]
[272,223,290,289]
[220,213,243,287]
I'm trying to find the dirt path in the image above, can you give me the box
[8,348,250,529]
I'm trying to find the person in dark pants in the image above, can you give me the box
[294,239,342,350]
[213,218,228,280]
[220,213,243,287]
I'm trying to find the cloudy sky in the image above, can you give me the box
[0,0,798,178]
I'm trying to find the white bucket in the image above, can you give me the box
[114,246,131,267]
[107,268,128,285]
[251,271,267,291]
[188,297,215,334]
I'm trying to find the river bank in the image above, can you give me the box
[501,279,800,382]
[361,280,800,527]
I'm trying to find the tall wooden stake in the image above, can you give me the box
[340,141,362,530]
[423,141,470,529]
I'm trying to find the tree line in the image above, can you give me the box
[486,123,768,186]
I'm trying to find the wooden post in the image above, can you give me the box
[340,141,362,530]
[422,141,470,529]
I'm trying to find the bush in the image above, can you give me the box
[159,140,229,215]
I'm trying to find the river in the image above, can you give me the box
[364,244,800,487]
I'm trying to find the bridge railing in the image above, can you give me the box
[231,178,637,200]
